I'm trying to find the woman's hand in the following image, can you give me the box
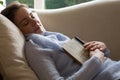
[90,49,105,62]
[84,41,107,52]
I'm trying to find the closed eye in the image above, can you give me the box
[21,18,29,26]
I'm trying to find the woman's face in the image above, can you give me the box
[14,7,45,34]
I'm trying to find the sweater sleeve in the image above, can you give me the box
[25,40,103,80]
[25,40,63,80]
[66,56,103,80]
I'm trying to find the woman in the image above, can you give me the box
[1,1,120,80]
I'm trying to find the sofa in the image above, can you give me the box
[0,0,120,80]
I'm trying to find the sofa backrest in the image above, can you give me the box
[37,0,120,60]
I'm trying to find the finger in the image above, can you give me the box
[84,41,95,48]
[90,45,98,51]
[84,42,91,47]
[99,47,106,51]
[95,44,106,51]
[84,43,96,50]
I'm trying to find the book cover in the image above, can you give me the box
[62,37,90,64]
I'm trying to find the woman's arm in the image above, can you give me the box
[25,40,103,80]
[66,56,103,80]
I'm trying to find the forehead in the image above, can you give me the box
[14,7,31,25]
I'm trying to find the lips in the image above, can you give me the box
[33,22,43,33]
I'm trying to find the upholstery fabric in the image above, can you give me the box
[0,14,38,80]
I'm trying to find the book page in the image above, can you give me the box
[62,37,90,64]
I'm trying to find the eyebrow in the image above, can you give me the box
[19,12,32,26]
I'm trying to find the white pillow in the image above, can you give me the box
[0,4,5,12]
[0,14,38,80]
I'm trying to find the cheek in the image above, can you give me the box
[20,26,33,34]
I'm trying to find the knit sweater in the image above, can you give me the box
[25,31,120,80]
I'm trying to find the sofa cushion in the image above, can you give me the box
[0,14,38,80]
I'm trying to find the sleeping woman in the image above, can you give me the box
[1,1,120,80]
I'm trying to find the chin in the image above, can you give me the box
[35,30,43,34]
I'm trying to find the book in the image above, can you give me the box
[62,37,90,64]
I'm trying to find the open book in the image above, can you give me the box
[62,37,90,64]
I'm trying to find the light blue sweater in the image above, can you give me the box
[25,31,120,80]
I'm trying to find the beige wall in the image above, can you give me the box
[37,0,120,60]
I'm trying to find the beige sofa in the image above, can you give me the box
[0,0,120,80]
[37,0,120,60]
